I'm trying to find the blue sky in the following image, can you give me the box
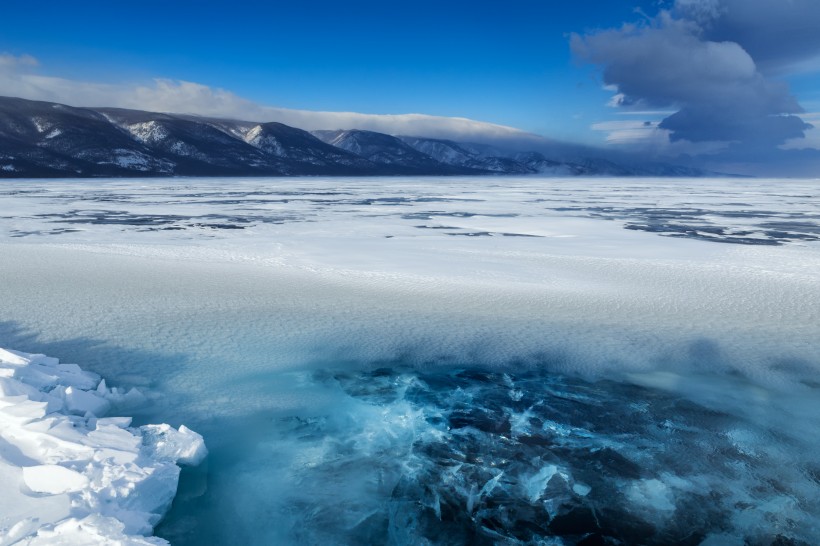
[0,0,659,142]
[1,0,819,173]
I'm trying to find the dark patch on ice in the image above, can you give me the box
[9,227,84,237]
[414,225,462,230]
[349,197,481,206]
[623,223,782,245]
[446,231,494,237]
[442,231,542,238]
[758,221,820,235]
[402,211,519,220]
[188,223,246,230]
[0,189,43,196]
[551,205,820,245]
[46,209,186,226]
[172,198,292,206]
[34,209,303,233]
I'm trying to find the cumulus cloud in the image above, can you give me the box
[782,112,820,151]
[679,0,820,75]
[0,55,530,142]
[571,0,816,149]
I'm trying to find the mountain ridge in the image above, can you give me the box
[0,96,707,178]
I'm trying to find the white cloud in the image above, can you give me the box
[0,53,38,67]
[0,56,530,142]
[591,120,662,143]
[591,119,729,155]
[615,110,676,116]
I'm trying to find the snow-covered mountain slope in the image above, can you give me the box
[312,129,473,174]
[0,97,171,176]
[398,136,533,173]
[243,122,376,174]
[397,136,476,166]
[397,136,701,176]
[98,109,287,175]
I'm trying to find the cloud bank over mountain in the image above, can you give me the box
[0,55,531,143]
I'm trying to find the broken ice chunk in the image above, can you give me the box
[141,424,208,466]
[63,386,111,416]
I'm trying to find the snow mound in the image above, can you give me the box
[0,347,207,545]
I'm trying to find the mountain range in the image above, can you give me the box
[0,96,705,178]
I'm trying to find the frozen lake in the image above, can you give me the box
[1,176,819,544]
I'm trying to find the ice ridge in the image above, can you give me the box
[0,347,207,545]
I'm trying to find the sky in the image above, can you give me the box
[1,0,820,174]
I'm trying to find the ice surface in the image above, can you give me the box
[0,347,206,545]
[22,465,89,494]
[0,176,819,544]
